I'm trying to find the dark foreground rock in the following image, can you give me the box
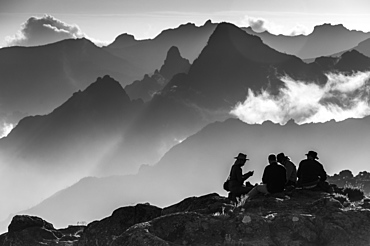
[1,191,370,245]
[0,215,84,246]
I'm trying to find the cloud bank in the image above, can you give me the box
[5,15,84,47]
[231,71,370,125]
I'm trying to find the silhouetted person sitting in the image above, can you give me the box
[227,153,254,203]
[277,152,297,187]
[244,154,287,200]
[297,151,332,192]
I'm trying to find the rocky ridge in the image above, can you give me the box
[1,189,370,246]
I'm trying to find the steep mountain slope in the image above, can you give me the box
[0,38,142,127]
[0,75,143,224]
[162,22,325,109]
[244,23,370,59]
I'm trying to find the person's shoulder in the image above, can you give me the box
[314,160,324,166]
[278,163,286,170]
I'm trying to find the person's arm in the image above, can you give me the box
[243,171,254,181]
[262,167,268,184]
[319,163,327,181]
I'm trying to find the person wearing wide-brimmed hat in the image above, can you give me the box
[297,151,331,192]
[227,153,254,202]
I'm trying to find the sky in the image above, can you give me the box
[1,0,370,47]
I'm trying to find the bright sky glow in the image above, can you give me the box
[1,0,370,47]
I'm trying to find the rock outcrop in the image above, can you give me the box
[1,190,370,245]
[0,215,84,246]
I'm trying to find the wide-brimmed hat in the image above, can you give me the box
[306,151,319,160]
[234,153,249,160]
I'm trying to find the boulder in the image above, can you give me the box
[77,203,162,246]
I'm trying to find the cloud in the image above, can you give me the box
[245,17,270,33]
[230,71,370,125]
[288,24,310,36]
[242,16,309,36]
[5,14,84,47]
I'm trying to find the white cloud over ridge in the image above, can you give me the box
[231,71,370,125]
[5,14,110,47]
[243,16,309,36]
[6,14,84,47]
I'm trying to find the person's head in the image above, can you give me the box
[268,154,277,164]
[277,153,286,163]
[305,151,319,160]
[234,153,249,166]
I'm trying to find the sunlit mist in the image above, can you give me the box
[231,71,370,124]
[0,122,14,138]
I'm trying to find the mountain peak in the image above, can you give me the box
[107,33,138,48]
[159,46,190,80]
[84,75,131,102]
[313,23,347,33]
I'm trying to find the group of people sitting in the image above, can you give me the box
[226,150,332,203]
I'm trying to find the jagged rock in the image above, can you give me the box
[77,203,162,246]
[0,215,84,246]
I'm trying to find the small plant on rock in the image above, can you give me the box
[343,185,365,202]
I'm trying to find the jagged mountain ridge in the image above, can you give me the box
[104,20,217,75]
[243,23,370,59]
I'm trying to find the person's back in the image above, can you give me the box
[297,151,327,186]
[229,164,243,189]
[263,160,287,193]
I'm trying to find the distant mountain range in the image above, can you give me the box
[104,20,217,74]
[0,38,142,127]
[1,21,370,233]
[1,21,369,127]
[243,23,370,59]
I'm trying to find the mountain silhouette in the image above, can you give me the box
[89,22,370,177]
[104,20,216,76]
[0,75,143,224]
[244,23,370,59]
[124,46,190,101]
[354,38,370,58]
[11,115,370,230]
[0,38,142,127]
[311,49,370,72]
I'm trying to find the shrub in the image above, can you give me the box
[343,185,365,202]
